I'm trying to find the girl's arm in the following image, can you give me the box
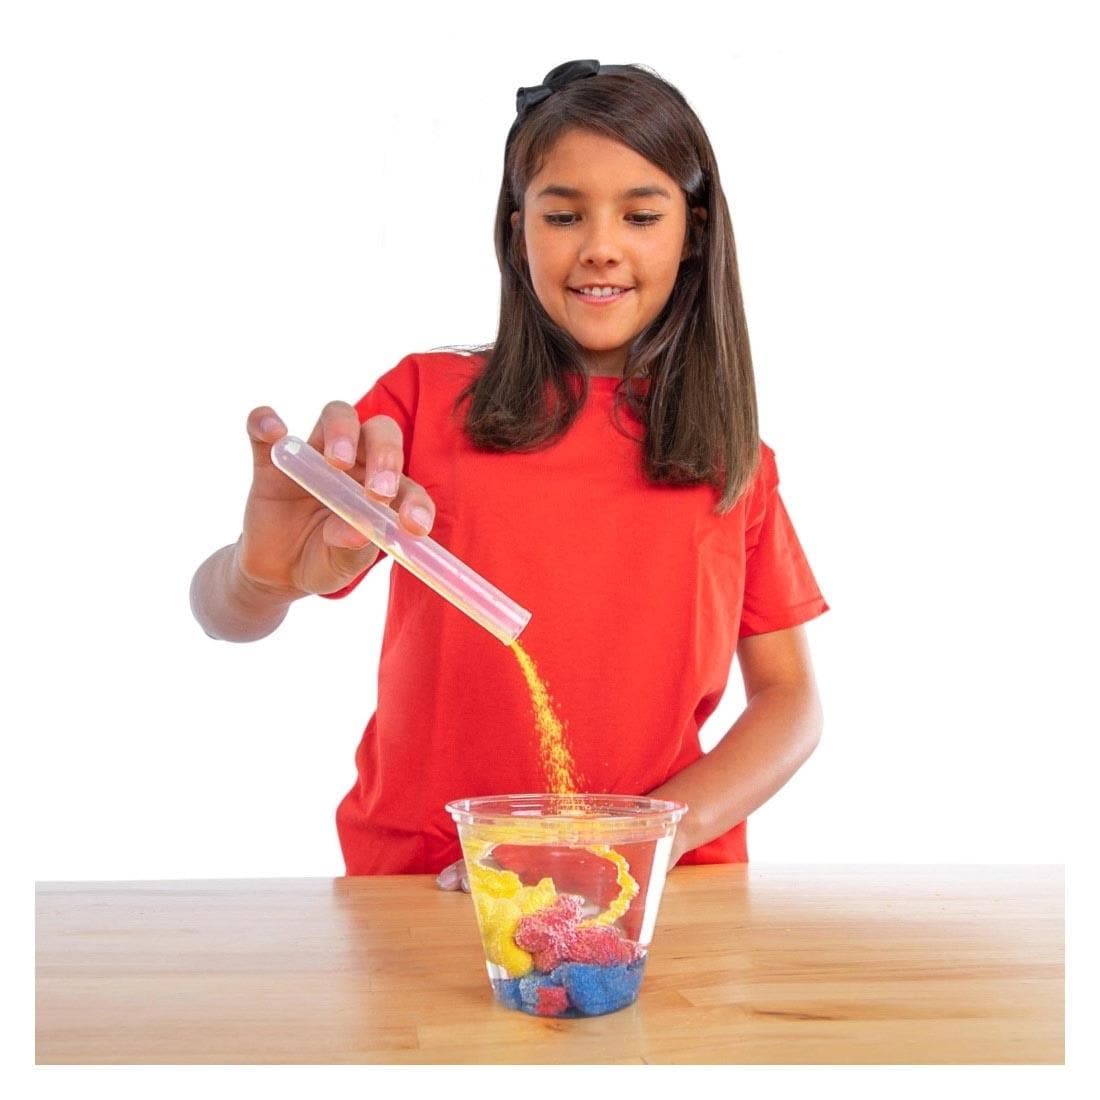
[645,624,823,863]
[190,541,301,642]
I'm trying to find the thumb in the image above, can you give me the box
[247,407,287,472]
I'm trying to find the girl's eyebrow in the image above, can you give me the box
[535,184,673,201]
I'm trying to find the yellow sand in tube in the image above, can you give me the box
[457,640,640,934]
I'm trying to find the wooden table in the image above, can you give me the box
[35,864,1063,1064]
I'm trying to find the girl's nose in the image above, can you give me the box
[577,216,624,265]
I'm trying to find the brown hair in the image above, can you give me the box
[445,62,759,514]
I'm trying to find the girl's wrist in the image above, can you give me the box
[228,543,302,615]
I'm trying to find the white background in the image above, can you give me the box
[6,0,1096,1091]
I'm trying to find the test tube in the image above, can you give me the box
[269,436,531,645]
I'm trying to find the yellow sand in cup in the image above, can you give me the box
[461,836,559,978]
[578,845,637,927]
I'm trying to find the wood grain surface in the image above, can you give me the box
[36,863,1063,1064]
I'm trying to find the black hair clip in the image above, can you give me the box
[514,59,602,121]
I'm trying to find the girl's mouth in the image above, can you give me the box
[570,287,632,306]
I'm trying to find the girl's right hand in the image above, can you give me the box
[235,401,436,600]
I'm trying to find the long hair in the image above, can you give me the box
[448,63,759,514]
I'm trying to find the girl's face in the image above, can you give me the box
[512,129,706,377]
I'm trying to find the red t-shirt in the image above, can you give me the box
[322,351,829,874]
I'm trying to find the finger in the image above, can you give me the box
[390,475,436,536]
[320,511,373,551]
[360,415,406,500]
[305,400,363,470]
[435,861,464,891]
[246,406,288,470]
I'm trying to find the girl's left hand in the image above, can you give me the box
[435,859,470,892]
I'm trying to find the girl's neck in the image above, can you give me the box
[583,349,627,378]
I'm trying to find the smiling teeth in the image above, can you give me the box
[577,287,625,297]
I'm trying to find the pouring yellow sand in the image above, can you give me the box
[508,640,581,796]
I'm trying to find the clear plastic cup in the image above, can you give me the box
[445,793,687,1018]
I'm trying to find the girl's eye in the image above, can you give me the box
[543,213,663,228]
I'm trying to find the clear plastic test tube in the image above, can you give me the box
[269,436,531,645]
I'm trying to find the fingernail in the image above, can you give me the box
[331,438,355,463]
[368,470,399,496]
[259,415,284,435]
[409,506,432,531]
[435,867,456,889]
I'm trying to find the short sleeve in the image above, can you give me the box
[738,443,830,638]
[318,355,421,601]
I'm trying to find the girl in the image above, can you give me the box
[190,59,829,888]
